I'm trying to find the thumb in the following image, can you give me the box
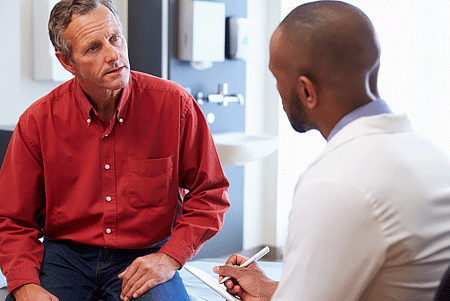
[213,265,243,278]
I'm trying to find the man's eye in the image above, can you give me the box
[112,36,119,42]
[89,45,98,51]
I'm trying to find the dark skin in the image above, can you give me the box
[268,1,381,139]
[214,255,278,301]
[214,1,382,299]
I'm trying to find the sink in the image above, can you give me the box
[212,132,278,166]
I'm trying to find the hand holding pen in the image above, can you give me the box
[213,246,279,300]
[219,246,270,284]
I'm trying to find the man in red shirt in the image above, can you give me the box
[0,1,230,300]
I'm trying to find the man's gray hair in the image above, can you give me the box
[48,0,122,59]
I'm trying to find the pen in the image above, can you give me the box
[219,246,270,284]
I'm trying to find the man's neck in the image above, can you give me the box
[85,89,122,123]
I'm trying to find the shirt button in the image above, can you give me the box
[105,134,109,137]
[105,164,110,170]
[106,229,112,234]
[106,196,112,202]
[119,118,124,123]
[87,118,91,124]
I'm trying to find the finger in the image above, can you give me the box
[118,267,127,279]
[225,254,249,266]
[225,283,243,296]
[224,278,236,288]
[124,273,162,301]
[232,284,243,295]
[225,254,239,265]
[120,269,143,300]
[214,265,242,286]
[121,282,136,301]
[214,264,241,278]
[127,275,149,300]
[222,275,244,296]
[130,279,158,300]
[217,273,228,283]
[120,263,139,292]
[214,265,224,276]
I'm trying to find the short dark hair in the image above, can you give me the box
[48,0,122,59]
[279,1,380,77]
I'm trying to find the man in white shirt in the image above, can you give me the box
[214,1,450,300]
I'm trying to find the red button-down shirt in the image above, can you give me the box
[0,71,230,293]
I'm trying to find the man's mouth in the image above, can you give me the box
[106,66,124,74]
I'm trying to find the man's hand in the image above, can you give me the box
[13,283,59,301]
[213,254,278,301]
[118,252,180,301]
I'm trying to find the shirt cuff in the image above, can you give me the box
[158,235,198,267]
[6,266,40,296]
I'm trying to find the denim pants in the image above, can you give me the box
[7,238,189,301]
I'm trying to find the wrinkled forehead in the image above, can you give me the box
[65,5,120,46]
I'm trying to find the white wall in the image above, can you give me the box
[0,1,58,126]
[0,0,127,127]
[351,0,450,155]
[243,0,281,250]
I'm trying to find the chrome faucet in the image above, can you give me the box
[196,83,244,106]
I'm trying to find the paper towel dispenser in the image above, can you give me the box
[226,17,250,60]
[178,0,225,70]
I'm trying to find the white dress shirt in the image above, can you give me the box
[272,113,450,300]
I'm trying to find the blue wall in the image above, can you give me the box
[128,0,247,258]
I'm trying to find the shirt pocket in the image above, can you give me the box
[128,156,173,208]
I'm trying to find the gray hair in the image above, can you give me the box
[48,0,122,59]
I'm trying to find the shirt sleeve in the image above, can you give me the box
[158,93,230,265]
[272,180,388,301]
[0,118,46,294]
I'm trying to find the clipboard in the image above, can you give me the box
[183,265,240,301]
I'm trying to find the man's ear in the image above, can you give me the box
[297,75,317,109]
[55,52,76,75]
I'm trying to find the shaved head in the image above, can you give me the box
[279,1,380,89]
[269,1,382,138]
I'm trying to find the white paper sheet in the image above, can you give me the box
[183,265,240,301]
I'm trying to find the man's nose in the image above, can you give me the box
[105,44,120,63]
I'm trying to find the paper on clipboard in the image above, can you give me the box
[183,265,240,301]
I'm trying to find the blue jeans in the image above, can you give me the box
[7,238,189,301]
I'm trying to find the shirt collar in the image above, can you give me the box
[74,78,93,124]
[327,99,393,141]
[116,75,132,123]
[74,75,133,126]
